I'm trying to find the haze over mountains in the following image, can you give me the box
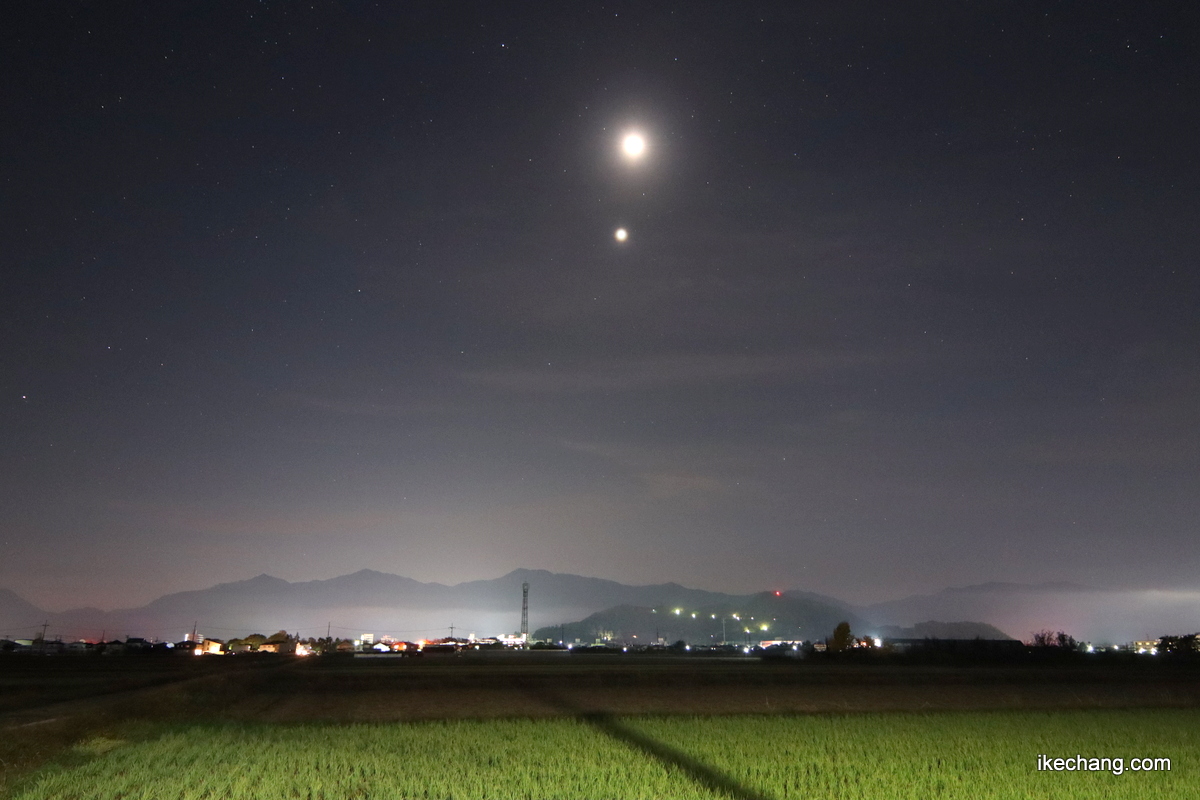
[0,569,762,643]
[1,569,1195,644]
[864,583,1200,645]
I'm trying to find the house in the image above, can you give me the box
[173,640,200,656]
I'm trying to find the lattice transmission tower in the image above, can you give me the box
[521,582,529,642]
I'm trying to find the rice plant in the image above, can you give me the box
[13,709,1197,799]
[628,709,1197,799]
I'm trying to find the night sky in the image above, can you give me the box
[4,3,1198,612]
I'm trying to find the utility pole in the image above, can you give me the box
[449,624,455,640]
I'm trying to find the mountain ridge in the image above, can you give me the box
[3,573,1192,644]
[2,569,805,641]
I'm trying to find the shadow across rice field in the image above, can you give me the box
[524,680,775,800]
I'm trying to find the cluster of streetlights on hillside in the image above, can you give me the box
[650,607,775,646]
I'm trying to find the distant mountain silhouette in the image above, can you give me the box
[0,569,835,642]
[4,572,1185,645]
[864,582,1097,630]
[878,620,1014,640]
[862,582,1200,643]
[781,589,859,612]
[0,589,47,638]
[921,581,1092,595]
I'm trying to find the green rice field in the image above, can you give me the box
[11,709,1195,800]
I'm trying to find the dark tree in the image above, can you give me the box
[1028,630,1076,649]
[1158,634,1198,657]
[829,621,853,653]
